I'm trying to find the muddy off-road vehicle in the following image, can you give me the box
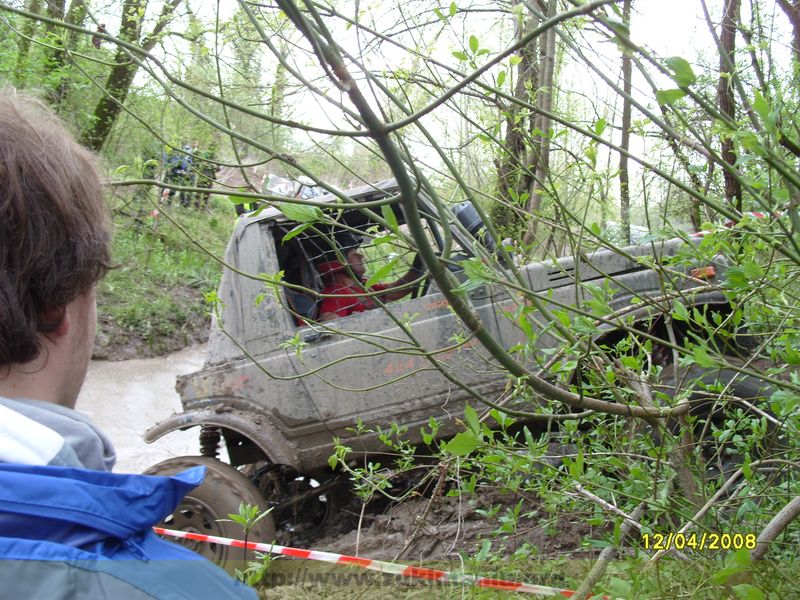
[144,179,753,563]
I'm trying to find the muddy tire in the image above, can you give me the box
[144,455,275,570]
[661,364,779,481]
[248,464,350,544]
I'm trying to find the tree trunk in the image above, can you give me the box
[269,51,289,152]
[775,1,800,236]
[718,0,742,211]
[777,0,800,63]
[618,0,632,245]
[45,0,87,107]
[44,0,65,22]
[64,0,87,55]
[80,0,182,151]
[492,3,540,237]
[522,0,557,248]
[41,0,66,82]
[13,0,43,87]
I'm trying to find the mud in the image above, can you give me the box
[318,489,592,564]
[260,489,595,599]
[93,287,210,361]
[77,344,206,473]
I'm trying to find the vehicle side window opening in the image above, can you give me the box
[272,225,323,326]
[271,210,429,326]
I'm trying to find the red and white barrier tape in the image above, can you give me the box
[154,527,607,598]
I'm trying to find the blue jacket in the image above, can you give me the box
[0,464,257,599]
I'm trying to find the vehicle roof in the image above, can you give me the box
[243,178,401,225]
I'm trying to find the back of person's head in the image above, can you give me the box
[0,88,111,366]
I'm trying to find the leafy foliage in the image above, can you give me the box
[3,0,800,595]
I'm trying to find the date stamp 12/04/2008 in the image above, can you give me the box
[641,532,757,552]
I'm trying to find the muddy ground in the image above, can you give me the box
[261,488,595,599]
[78,344,206,473]
[92,293,210,361]
[319,489,590,563]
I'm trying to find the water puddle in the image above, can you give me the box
[77,344,206,473]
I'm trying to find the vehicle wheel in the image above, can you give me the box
[248,464,350,545]
[661,364,781,481]
[144,456,275,570]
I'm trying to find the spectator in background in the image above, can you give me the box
[0,88,256,599]
[162,142,193,207]
[194,142,220,210]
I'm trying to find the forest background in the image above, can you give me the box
[1,0,800,597]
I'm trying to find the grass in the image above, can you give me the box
[96,187,237,357]
[256,555,800,599]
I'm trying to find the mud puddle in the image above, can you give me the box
[76,344,206,473]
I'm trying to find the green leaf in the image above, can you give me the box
[691,345,716,368]
[770,389,800,414]
[656,88,686,105]
[572,316,597,335]
[370,234,395,246]
[433,7,445,20]
[725,266,749,290]
[381,204,399,232]
[510,55,522,66]
[469,35,479,53]
[732,584,765,600]
[365,257,401,288]
[461,257,493,286]
[227,513,247,526]
[606,16,630,38]
[752,90,771,125]
[464,404,480,435]
[665,56,697,87]
[523,426,537,453]
[229,192,252,206]
[712,549,752,585]
[496,70,506,87]
[593,117,607,136]
[608,577,633,598]
[585,142,597,163]
[475,539,492,562]
[567,449,585,478]
[444,431,481,456]
[452,51,468,61]
[282,222,313,242]
[672,300,689,322]
[740,131,766,156]
[741,452,752,480]
[586,284,612,315]
[449,1,457,16]
[742,261,763,279]
[277,201,322,223]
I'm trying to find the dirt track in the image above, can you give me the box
[77,344,206,473]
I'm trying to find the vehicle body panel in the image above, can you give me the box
[150,180,728,472]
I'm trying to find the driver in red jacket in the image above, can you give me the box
[316,232,424,321]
